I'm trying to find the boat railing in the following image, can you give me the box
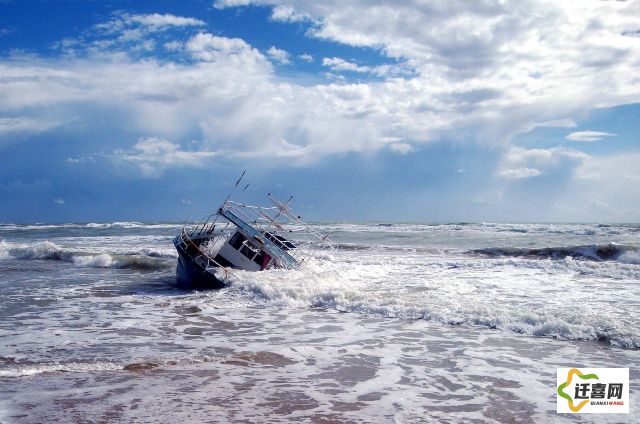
[221,200,336,266]
[178,228,238,282]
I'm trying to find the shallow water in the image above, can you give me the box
[1,222,639,422]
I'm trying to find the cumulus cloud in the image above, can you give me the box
[565,131,617,142]
[322,56,414,77]
[270,5,312,23]
[299,53,313,62]
[214,0,640,143]
[322,57,370,73]
[94,12,204,35]
[499,167,541,180]
[57,12,204,56]
[113,137,216,177]
[124,13,205,29]
[2,0,640,172]
[53,198,65,205]
[186,33,265,63]
[266,46,291,64]
[552,152,640,219]
[499,146,588,180]
[388,142,414,155]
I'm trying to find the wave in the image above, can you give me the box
[230,275,640,348]
[0,356,222,377]
[0,360,123,377]
[0,222,182,231]
[224,255,640,349]
[470,243,639,263]
[0,240,173,270]
[85,222,180,229]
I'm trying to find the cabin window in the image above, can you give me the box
[229,232,270,265]
[264,231,296,251]
[239,242,257,259]
[253,250,266,265]
[229,232,246,250]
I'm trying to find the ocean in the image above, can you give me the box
[0,221,638,423]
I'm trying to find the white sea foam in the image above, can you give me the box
[619,250,640,264]
[225,250,640,348]
[0,240,172,270]
[0,361,123,377]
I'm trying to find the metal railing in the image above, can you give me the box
[177,229,238,282]
[220,200,336,267]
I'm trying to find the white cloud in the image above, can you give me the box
[126,13,205,29]
[163,41,183,51]
[66,156,96,164]
[535,119,577,128]
[299,53,313,63]
[95,12,204,34]
[270,5,312,23]
[266,46,291,64]
[587,198,613,214]
[499,146,588,180]
[499,167,541,180]
[2,1,640,171]
[555,152,640,220]
[214,1,640,145]
[322,57,370,73]
[388,142,414,155]
[565,131,617,142]
[53,198,65,205]
[213,0,253,9]
[114,137,216,176]
[57,12,204,56]
[321,56,413,77]
[186,33,266,64]
[0,117,61,138]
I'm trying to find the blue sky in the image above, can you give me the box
[0,0,639,223]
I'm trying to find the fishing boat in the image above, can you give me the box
[173,173,335,289]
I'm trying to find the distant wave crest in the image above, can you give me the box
[0,240,173,270]
[470,243,639,263]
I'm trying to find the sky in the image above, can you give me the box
[0,0,639,223]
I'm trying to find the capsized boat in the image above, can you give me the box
[173,175,336,289]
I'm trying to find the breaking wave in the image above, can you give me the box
[470,243,639,263]
[224,253,640,349]
[0,240,173,270]
[231,274,640,348]
[85,222,180,229]
[0,222,181,231]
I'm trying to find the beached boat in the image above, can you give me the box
[173,174,335,289]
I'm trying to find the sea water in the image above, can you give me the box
[0,222,638,423]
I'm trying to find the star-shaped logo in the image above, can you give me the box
[557,368,600,412]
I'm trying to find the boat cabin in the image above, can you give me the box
[214,230,274,271]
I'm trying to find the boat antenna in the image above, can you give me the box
[182,207,195,231]
[220,170,247,208]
